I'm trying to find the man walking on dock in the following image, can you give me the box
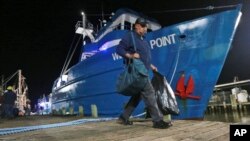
[116,17,172,129]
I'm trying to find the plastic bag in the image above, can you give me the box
[151,71,179,115]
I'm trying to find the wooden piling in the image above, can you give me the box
[79,105,84,116]
[70,106,74,115]
[230,95,237,111]
[91,104,98,118]
[223,101,227,112]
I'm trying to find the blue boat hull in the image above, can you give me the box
[52,6,241,119]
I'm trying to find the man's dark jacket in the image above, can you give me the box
[3,90,16,105]
[116,31,152,70]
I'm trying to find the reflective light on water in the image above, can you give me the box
[204,108,250,123]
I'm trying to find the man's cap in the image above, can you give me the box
[135,18,148,27]
[7,86,13,91]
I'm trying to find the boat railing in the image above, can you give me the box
[76,19,154,43]
[75,21,94,32]
[75,21,81,32]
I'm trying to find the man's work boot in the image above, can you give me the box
[116,115,133,125]
[153,120,172,129]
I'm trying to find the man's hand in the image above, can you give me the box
[151,64,158,72]
[133,53,140,58]
[125,53,140,59]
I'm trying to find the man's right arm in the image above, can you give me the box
[116,33,139,59]
[116,33,130,58]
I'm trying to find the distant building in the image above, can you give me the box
[37,94,52,115]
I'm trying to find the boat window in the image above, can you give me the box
[84,37,91,44]
[147,28,152,32]
[116,23,121,30]
[124,21,132,30]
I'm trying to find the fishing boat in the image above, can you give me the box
[51,4,242,119]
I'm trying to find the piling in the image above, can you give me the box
[243,105,247,113]
[70,107,74,115]
[238,103,243,113]
[211,105,215,113]
[62,107,66,115]
[79,105,84,116]
[223,101,227,112]
[230,95,237,111]
[91,104,98,118]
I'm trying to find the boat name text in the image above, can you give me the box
[149,33,176,49]
[112,33,177,61]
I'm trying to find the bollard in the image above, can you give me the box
[62,107,66,115]
[91,104,98,118]
[58,109,62,115]
[79,105,84,116]
[70,107,74,115]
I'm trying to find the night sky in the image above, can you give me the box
[1,0,249,107]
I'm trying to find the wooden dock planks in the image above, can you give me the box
[0,117,231,141]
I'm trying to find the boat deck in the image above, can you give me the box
[0,116,232,141]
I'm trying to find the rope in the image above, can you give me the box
[63,34,83,75]
[60,34,77,76]
[169,38,182,85]
[0,113,148,136]
[0,117,116,136]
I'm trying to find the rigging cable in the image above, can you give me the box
[60,33,82,76]
[63,34,83,75]
[147,4,238,14]
[169,38,182,85]
[80,4,238,16]
[2,70,19,86]
[60,33,77,76]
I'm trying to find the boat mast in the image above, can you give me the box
[81,11,86,45]
[75,11,95,43]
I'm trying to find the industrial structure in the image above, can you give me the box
[0,69,30,115]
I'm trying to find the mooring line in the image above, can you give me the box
[0,117,116,136]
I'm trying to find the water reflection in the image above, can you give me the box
[204,109,250,123]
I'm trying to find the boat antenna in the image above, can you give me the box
[101,1,104,21]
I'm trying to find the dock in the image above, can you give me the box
[0,116,233,141]
[207,102,250,114]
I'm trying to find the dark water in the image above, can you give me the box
[204,110,250,123]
